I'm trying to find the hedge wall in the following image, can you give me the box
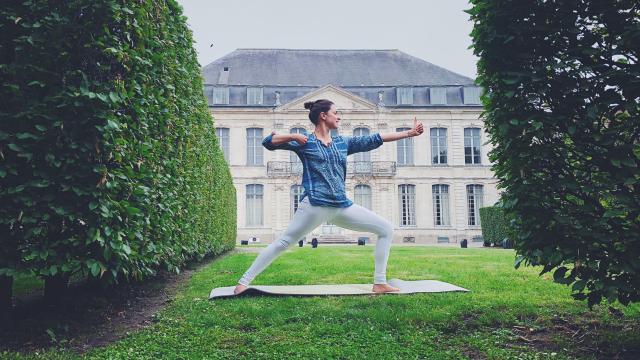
[0,0,236,307]
[468,0,639,306]
[479,206,515,246]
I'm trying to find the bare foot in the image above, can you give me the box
[372,284,400,293]
[234,284,249,295]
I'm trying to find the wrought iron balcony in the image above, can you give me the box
[266,161,396,177]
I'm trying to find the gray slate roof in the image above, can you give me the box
[201,49,474,86]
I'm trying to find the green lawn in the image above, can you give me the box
[4,246,640,359]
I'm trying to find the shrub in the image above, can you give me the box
[0,0,236,307]
[468,0,640,307]
[479,205,515,246]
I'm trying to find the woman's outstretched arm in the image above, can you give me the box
[380,117,424,142]
[262,131,308,151]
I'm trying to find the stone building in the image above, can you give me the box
[201,49,499,245]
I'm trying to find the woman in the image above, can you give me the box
[235,99,424,295]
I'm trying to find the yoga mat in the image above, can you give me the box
[209,279,469,299]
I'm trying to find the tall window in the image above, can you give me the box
[397,87,413,105]
[351,128,370,173]
[290,185,303,219]
[464,128,482,164]
[213,87,229,105]
[247,87,263,105]
[430,128,448,165]
[215,128,230,162]
[290,127,305,173]
[467,184,484,226]
[396,127,414,166]
[246,184,263,226]
[354,184,372,210]
[432,184,450,226]
[399,184,416,226]
[246,128,263,166]
[430,87,447,105]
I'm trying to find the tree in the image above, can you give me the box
[468,0,640,307]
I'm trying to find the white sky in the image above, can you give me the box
[177,0,478,79]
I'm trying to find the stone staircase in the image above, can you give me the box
[317,235,358,244]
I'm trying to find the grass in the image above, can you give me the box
[4,246,640,359]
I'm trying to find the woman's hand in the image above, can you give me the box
[408,117,424,137]
[290,133,308,145]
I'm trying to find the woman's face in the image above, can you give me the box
[321,105,341,129]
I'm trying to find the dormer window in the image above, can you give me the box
[463,86,482,104]
[430,87,447,105]
[396,87,413,105]
[247,87,263,105]
[213,87,229,105]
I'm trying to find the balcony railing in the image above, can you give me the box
[267,161,396,177]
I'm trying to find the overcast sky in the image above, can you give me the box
[177,0,479,80]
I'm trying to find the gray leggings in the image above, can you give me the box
[238,197,394,286]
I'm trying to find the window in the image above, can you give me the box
[213,87,229,105]
[430,87,447,105]
[247,87,263,105]
[464,128,482,164]
[290,127,305,173]
[432,184,451,226]
[467,184,484,226]
[437,236,450,243]
[354,184,372,210]
[246,184,263,226]
[430,128,448,165]
[215,128,230,162]
[403,236,415,243]
[396,87,413,105]
[463,87,482,104]
[396,127,414,166]
[352,128,371,173]
[291,185,303,219]
[246,128,263,166]
[399,184,416,226]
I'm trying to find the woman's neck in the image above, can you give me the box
[313,124,332,140]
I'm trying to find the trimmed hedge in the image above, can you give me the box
[479,206,515,246]
[0,0,235,305]
[468,1,639,307]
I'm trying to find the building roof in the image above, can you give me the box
[201,49,475,86]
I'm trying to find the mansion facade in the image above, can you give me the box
[202,49,499,245]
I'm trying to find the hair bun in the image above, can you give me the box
[303,101,315,110]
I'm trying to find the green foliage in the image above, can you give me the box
[0,1,235,286]
[479,205,515,246]
[468,1,640,307]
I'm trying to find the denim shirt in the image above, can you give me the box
[262,130,384,207]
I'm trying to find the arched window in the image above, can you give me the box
[398,184,416,226]
[467,184,484,226]
[290,185,303,219]
[354,184,372,210]
[432,184,450,226]
[246,184,263,226]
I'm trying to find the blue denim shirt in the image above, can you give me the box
[262,130,384,207]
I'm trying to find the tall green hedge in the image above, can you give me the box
[479,206,515,246]
[0,0,236,305]
[468,1,639,307]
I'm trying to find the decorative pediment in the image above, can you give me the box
[277,85,377,112]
